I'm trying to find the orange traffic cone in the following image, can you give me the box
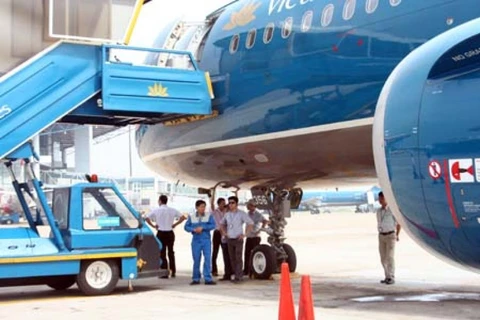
[298,275,315,320]
[278,262,296,320]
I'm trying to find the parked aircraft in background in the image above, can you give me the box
[300,186,381,214]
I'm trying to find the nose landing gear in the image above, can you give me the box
[249,186,301,279]
[199,182,301,280]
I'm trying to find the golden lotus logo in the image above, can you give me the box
[223,1,261,31]
[148,83,169,97]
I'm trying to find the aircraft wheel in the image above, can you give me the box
[282,243,297,272]
[76,260,119,296]
[250,244,276,280]
[47,275,76,291]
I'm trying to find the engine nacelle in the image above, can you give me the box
[374,17,480,273]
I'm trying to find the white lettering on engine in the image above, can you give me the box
[464,48,480,58]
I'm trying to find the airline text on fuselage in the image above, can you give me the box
[268,0,315,16]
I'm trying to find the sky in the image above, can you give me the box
[130,0,230,47]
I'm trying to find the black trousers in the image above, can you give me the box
[221,242,232,279]
[228,238,244,280]
[212,230,222,274]
[244,236,261,275]
[157,230,176,275]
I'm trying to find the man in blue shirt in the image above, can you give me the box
[220,196,254,283]
[184,200,217,285]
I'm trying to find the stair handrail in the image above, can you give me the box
[102,44,201,71]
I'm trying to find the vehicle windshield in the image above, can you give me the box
[83,187,139,230]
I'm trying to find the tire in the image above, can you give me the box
[250,244,277,280]
[282,243,297,273]
[76,260,120,296]
[5,219,12,225]
[47,275,76,291]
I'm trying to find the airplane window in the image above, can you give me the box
[321,4,334,27]
[263,23,275,44]
[246,29,256,49]
[366,0,378,14]
[229,34,239,54]
[343,0,356,21]
[301,11,313,32]
[282,17,293,39]
[390,0,401,6]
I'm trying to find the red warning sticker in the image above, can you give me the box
[449,159,474,183]
[428,160,442,180]
[475,159,480,182]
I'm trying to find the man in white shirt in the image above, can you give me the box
[210,197,229,277]
[146,195,186,278]
[376,191,401,285]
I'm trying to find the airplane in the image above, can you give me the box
[300,186,380,213]
[130,0,480,279]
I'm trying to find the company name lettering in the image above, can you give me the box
[268,0,314,16]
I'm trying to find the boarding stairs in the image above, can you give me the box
[0,40,214,160]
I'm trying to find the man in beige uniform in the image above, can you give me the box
[376,192,401,285]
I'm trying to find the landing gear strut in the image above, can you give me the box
[249,186,302,279]
[198,182,302,280]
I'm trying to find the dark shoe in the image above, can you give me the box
[190,281,200,285]
[171,273,176,278]
[220,275,231,281]
[160,275,169,279]
[232,278,242,284]
[380,278,387,284]
[385,278,395,285]
[205,281,217,285]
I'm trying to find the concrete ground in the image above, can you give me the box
[1,211,480,319]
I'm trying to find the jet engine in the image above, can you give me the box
[373,17,480,273]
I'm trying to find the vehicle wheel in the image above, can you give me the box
[5,219,12,225]
[47,275,76,290]
[250,244,276,280]
[76,260,119,296]
[282,243,297,273]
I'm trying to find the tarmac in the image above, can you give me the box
[1,211,480,320]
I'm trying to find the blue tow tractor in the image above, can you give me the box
[0,41,213,295]
[0,0,214,296]
[0,145,168,295]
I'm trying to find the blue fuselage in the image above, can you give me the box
[137,0,480,190]
[133,0,480,277]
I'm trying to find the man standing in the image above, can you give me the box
[184,200,217,285]
[244,199,269,276]
[145,195,186,278]
[220,196,254,283]
[376,191,401,285]
[210,197,227,277]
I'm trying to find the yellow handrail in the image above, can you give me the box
[123,0,146,45]
[204,72,215,99]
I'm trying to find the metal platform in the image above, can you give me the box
[0,40,214,160]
